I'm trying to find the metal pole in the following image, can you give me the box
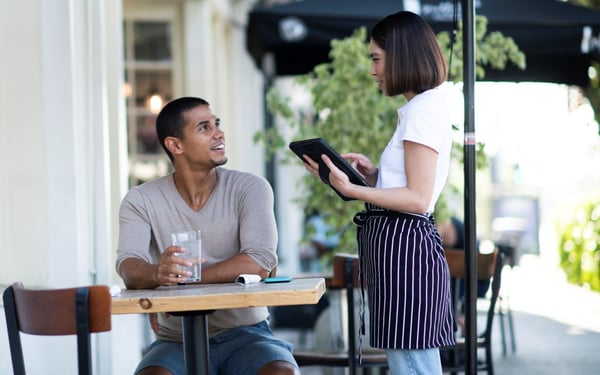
[181,314,211,375]
[461,0,477,374]
[261,52,277,188]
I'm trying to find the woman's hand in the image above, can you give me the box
[302,152,374,200]
[302,153,352,183]
[301,154,321,179]
[342,152,378,186]
[319,154,357,198]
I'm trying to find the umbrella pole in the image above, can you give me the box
[261,52,277,189]
[462,0,478,374]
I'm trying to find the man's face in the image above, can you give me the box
[178,104,228,168]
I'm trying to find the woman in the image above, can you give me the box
[302,11,455,374]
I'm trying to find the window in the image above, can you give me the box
[123,17,176,186]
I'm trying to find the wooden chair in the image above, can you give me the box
[441,248,504,375]
[3,282,112,375]
[293,253,388,374]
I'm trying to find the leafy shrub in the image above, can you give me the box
[557,197,600,291]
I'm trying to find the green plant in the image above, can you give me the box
[255,16,525,253]
[585,61,600,136]
[556,196,600,292]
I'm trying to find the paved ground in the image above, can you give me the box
[274,253,600,374]
[491,254,600,375]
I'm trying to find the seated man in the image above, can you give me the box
[116,97,299,375]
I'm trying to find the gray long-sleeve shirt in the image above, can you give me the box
[116,167,278,340]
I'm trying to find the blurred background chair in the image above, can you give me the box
[292,253,388,374]
[441,248,504,375]
[492,217,526,356]
[3,282,112,375]
[269,294,330,349]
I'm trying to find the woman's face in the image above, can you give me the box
[369,40,387,95]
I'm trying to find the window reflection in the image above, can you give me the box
[124,18,175,186]
[136,115,161,154]
[134,70,172,109]
[134,22,172,61]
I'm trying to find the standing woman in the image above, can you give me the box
[302,11,455,374]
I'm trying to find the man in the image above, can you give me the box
[116,97,300,375]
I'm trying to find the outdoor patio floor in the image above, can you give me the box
[274,254,600,375]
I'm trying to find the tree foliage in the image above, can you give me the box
[570,0,600,133]
[255,16,525,253]
[556,196,600,292]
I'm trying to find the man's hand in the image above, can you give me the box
[119,251,205,289]
[156,245,194,286]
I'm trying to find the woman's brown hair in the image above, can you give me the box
[370,11,448,96]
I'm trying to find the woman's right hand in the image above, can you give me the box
[342,152,378,186]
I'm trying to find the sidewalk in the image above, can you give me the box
[276,253,600,374]
[491,254,600,375]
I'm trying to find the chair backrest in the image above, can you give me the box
[444,248,498,280]
[331,253,371,372]
[330,253,360,288]
[3,282,111,375]
[444,248,504,339]
[483,250,505,340]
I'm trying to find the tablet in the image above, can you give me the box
[289,138,370,201]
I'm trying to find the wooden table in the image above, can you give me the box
[112,277,326,375]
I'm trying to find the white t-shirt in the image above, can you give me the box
[376,84,452,213]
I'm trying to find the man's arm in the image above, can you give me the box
[201,253,270,283]
[119,258,160,289]
[120,251,268,289]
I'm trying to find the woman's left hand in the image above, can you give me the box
[302,153,357,199]
[320,154,353,194]
[301,154,320,178]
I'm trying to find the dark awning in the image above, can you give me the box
[247,0,600,86]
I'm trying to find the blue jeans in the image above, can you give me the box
[136,320,298,375]
[385,348,443,375]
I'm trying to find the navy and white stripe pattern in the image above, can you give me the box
[354,204,455,349]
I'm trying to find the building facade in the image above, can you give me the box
[0,1,289,373]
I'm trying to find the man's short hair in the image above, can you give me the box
[156,97,210,161]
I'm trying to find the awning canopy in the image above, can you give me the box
[247,0,600,86]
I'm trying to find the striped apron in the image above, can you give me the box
[354,204,455,349]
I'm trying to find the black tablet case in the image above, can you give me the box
[289,138,370,201]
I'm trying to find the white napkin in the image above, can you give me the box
[235,274,261,286]
[109,285,122,297]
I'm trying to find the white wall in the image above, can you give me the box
[0,0,272,373]
[0,0,147,373]
[1,0,50,287]
[0,0,122,297]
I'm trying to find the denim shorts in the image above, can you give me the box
[135,320,298,375]
[385,348,443,375]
